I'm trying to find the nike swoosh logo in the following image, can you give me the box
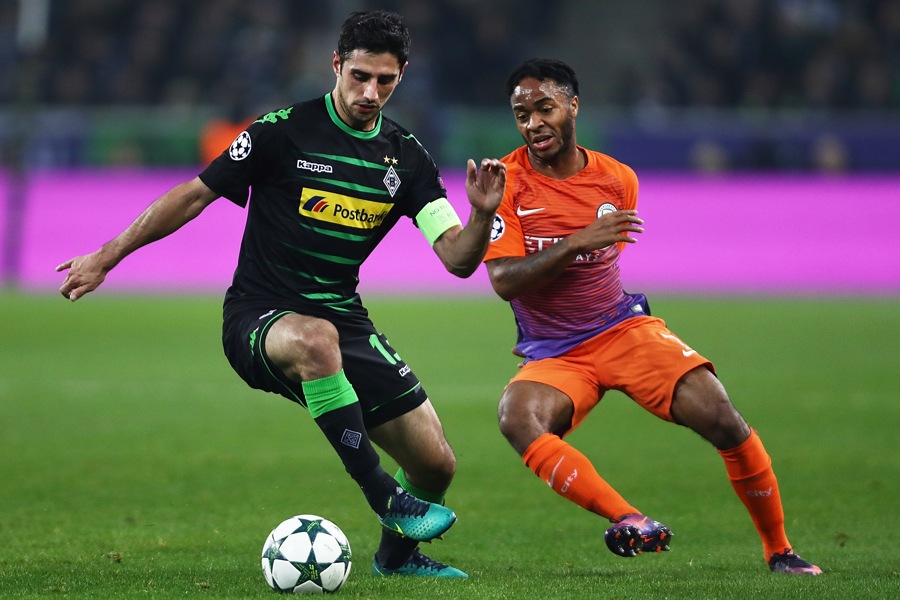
[660,332,697,358]
[517,206,546,216]
[547,456,565,488]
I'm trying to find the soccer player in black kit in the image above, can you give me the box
[57,11,506,579]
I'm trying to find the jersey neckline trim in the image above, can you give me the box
[325,93,382,139]
[519,145,594,182]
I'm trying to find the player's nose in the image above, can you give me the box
[362,79,379,101]
[525,113,544,131]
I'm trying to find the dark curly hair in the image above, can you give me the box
[505,58,579,98]
[337,11,410,66]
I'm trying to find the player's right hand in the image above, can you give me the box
[56,252,108,301]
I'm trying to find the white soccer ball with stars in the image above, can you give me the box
[261,515,352,594]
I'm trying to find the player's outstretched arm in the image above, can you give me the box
[432,158,506,278]
[486,209,644,300]
[57,177,219,301]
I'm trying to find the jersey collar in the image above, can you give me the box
[325,93,382,139]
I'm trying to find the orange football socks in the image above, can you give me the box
[718,429,792,560]
[523,433,638,521]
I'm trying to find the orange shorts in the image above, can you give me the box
[510,316,713,431]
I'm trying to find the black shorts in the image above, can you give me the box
[222,302,428,429]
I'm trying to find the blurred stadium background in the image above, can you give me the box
[1,0,898,293]
[2,6,896,596]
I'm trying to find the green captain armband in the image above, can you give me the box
[416,198,462,246]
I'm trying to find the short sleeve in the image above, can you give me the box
[484,182,525,261]
[198,118,280,207]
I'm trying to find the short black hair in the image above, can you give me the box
[505,58,579,98]
[338,11,410,66]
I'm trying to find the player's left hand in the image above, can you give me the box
[464,158,506,216]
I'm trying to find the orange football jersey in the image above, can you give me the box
[485,146,647,360]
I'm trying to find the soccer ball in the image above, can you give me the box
[261,515,352,594]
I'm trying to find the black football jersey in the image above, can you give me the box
[199,94,447,316]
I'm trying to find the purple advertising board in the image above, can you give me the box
[6,169,899,296]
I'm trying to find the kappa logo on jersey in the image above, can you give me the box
[297,159,333,174]
[490,214,505,242]
[229,131,251,161]
[299,188,392,229]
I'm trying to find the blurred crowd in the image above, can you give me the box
[621,0,900,110]
[0,0,540,110]
[2,0,897,112]
[1,0,898,171]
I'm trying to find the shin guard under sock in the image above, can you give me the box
[718,429,791,560]
[523,433,638,521]
[304,372,394,516]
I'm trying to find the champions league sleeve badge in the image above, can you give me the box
[490,214,505,242]
[229,131,252,161]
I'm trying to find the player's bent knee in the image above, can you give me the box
[498,382,571,455]
[268,315,342,378]
[497,397,525,442]
[497,409,544,456]
[289,317,339,351]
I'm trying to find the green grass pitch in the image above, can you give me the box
[1,292,898,599]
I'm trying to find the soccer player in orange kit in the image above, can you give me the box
[483,58,821,575]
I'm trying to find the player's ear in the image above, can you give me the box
[571,95,579,117]
[332,51,341,76]
[398,61,408,83]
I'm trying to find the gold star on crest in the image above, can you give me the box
[384,156,399,165]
